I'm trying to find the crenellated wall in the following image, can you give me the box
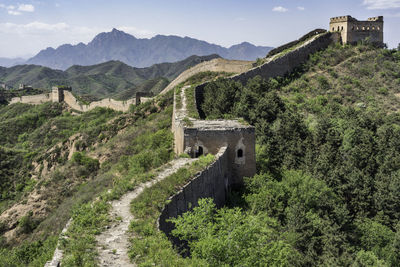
[158,146,229,247]
[63,91,136,112]
[160,58,253,95]
[231,32,336,84]
[8,88,137,112]
[9,94,51,105]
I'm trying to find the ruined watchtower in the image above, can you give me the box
[52,86,72,103]
[173,85,256,189]
[329,15,383,45]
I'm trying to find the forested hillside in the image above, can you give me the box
[170,43,400,266]
[0,54,219,100]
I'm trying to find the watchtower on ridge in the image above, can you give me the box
[329,15,384,45]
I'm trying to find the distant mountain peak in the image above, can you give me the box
[26,30,273,70]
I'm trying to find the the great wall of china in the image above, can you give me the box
[157,30,350,248]
[8,87,150,112]
[8,17,382,253]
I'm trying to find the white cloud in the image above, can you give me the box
[272,6,288,12]
[0,3,35,15]
[8,10,21,15]
[297,6,305,11]
[363,0,400,9]
[0,22,156,57]
[0,21,69,34]
[18,4,35,12]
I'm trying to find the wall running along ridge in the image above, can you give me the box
[158,30,341,252]
[160,58,253,95]
[195,32,337,118]
[9,94,51,105]
[9,87,137,112]
[231,32,336,84]
[63,91,135,112]
[158,146,229,249]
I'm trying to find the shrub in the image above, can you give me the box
[71,152,100,172]
[378,87,388,95]
[18,211,39,234]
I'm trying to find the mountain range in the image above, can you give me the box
[0,54,220,100]
[0,57,26,68]
[22,29,272,70]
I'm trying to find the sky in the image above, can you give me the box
[0,0,399,58]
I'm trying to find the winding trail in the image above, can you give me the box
[96,158,196,266]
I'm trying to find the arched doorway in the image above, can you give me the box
[237,149,243,158]
[195,146,203,158]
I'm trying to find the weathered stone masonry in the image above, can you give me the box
[158,146,229,246]
[9,86,147,112]
[329,15,383,45]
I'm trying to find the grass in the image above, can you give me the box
[175,85,183,110]
[59,101,175,266]
[0,92,174,266]
[281,43,400,113]
[184,86,200,119]
[182,117,193,127]
[128,154,215,266]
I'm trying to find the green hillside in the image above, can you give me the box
[0,92,174,265]
[171,43,400,266]
[1,43,400,267]
[0,54,220,100]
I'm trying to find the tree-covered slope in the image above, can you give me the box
[0,54,220,100]
[170,44,400,266]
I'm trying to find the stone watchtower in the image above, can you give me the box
[329,15,383,45]
[52,86,72,103]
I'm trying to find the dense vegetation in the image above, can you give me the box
[1,41,400,266]
[171,43,400,266]
[0,91,174,266]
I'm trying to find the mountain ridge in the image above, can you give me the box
[0,54,220,99]
[25,29,272,70]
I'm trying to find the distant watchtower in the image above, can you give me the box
[329,15,383,45]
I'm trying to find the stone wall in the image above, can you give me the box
[63,91,136,112]
[9,89,136,112]
[193,32,337,120]
[184,125,256,188]
[9,94,51,105]
[160,58,253,95]
[158,146,229,246]
[266,29,327,58]
[231,32,336,84]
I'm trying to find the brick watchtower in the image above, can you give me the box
[329,15,383,45]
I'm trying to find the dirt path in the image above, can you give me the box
[96,158,196,266]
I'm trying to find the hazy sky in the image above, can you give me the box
[0,0,399,58]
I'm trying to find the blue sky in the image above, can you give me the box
[0,0,399,58]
